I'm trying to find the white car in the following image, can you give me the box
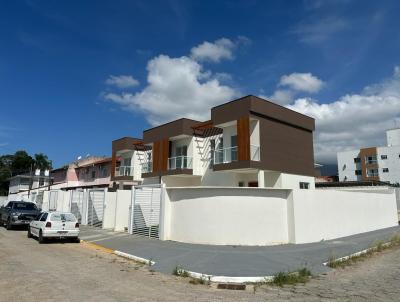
[28,211,80,243]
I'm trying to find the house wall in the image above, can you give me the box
[290,189,398,243]
[377,146,400,184]
[164,187,290,245]
[161,186,398,246]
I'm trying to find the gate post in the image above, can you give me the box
[158,184,167,240]
[129,186,136,234]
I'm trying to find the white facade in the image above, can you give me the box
[337,129,400,184]
[160,187,398,245]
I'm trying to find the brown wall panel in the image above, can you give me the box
[359,147,379,181]
[237,116,250,161]
[258,118,315,176]
[152,139,169,173]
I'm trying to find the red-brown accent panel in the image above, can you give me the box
[111,151,116,179]
[359,147,379,181]
[152,139,170,173]
[237,116,250,161]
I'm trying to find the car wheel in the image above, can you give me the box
[27,227,32,238]
[38,230,45,244]
[6,218,12,230]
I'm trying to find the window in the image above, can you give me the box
[367,169,379,177]
[365,155,377,164]
[91,170,96,179]
[210,139,215,165]
[354,157,361,163]
[238,181,245,187]
[231,135,237,161]
[39,179,45,187]
[13,202,38,211]
[299,182,310,189]
[383,168,389,173]
[381,155,387,160]
[51,213,76,222]
[40,213,48,222]
[355,170,362,175]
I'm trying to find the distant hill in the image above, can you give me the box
[319,164,338,176]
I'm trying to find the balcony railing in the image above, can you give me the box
[214,146,238,164]
[115,166,134,177]
[141,162,152,174]
[168,156,193,170]
[214,145,261,164]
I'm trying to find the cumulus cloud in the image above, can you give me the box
[190,38,236,63]
[288,66,400,163]
[268,90,294,105]
[104,55,237,125]
[279,72,324,93]
[106,75,139,88]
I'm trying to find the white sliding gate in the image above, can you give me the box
[129,184,163,238]
[49,190,58,211]
[70,190,85,223]
[87,189,106,227]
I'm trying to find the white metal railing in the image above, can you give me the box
[214,146,238,164]
[141,162,152,174]
[250,145,260,161]
[168,156,193,170]
[115,166,134,177]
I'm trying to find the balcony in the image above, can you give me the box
[115,166,134,177]
[168,156,193,170]
[141,162,152,174]
[213,145,260,164]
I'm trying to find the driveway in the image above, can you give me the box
[1,226,400,301]
[79,225,400,278]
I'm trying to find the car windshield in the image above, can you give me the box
[50,213,76,222]
[13,202,37,211]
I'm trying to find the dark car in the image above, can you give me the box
[0,201,41,230]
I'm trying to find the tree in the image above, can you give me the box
[34,153,52,171]
[11,150,34,175]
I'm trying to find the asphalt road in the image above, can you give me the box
[1,226,400,301]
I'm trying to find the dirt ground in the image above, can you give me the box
[1,227,400,301]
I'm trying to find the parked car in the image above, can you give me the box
[28,211,80,243]
[0,201,41,230]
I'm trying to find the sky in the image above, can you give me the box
[1,0,400,168]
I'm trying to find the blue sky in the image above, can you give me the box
[1,0,400,167]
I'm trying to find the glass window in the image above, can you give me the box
[383,168,389,173]
[299,182,310,189]
[381,155,387,160]
[355,170,362,175]
[13,202,38,211]
[40,213,48,221]
[353,157,361,163]
[91,170,96,179]
[50,213,76,222]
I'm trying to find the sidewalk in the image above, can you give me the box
[79,225,400,279]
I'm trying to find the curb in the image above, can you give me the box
[185,270,274,284]
[114,250,156,266]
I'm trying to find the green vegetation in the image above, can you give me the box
[328,233,400,268]
[0,150,52,195]
[272,268,311,287]
[172,266,190,277]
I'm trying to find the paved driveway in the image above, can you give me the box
[1,226,400,301]
[80,225,400,277]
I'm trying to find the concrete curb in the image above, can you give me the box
[114,250,156,266]
[185,270,274,284]
[322,242,392,266]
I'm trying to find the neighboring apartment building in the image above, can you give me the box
[51,156,112,190]
[337,128,400,184]
[110,137,147,189]
[134,95,316,189]
[8,169,51,195]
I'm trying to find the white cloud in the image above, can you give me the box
[106,75,139,88]
[104,55,237,125]
[292,17,348,44]
[268,90,294,105]
[279,72,324,93]
[190,38,235,63]
[288,66,400,163]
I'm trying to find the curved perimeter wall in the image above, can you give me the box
[161,187,398,246]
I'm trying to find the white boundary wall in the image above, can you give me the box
[161,187,398,246]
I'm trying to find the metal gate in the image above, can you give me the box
[49,190,58,211]
[36,191,44,210]
[87,189,105,227]
[70,190,85,223]
[129,184,163,238]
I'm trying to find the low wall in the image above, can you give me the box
[103,192,117,229]
[162,187,398,246]
[164,187,291,245]
[290,189,398,243]
[114,190,131,232]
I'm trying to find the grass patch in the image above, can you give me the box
[272,268,311,287]
[172,266,190,278]
[189,275,210,285]
[327,233,400,269]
